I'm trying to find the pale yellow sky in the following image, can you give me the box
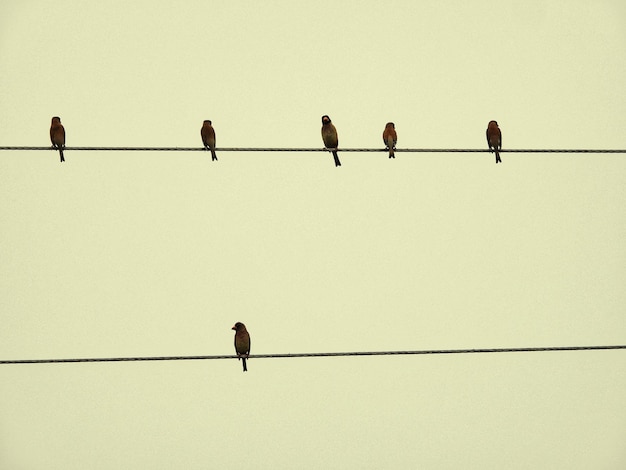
[1,1,626,469]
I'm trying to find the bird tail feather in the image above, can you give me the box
[333,151,341,167]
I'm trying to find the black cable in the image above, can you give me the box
[2,345,625,365]
[1,146,625,153]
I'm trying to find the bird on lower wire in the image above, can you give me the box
[486,120,502,163]
[232,322,250,372]
[201,120,218,161]
[321,115,341,167]
[382,122,397,158]
[50,116,65,162]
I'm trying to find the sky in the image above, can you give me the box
[1,1,625,468]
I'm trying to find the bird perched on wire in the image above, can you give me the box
[50,116,65,162]
[232,322,250,372]
[201,120,218,161]
[486,120,502,163]
[382,122,397,158]
[321,115,341,167]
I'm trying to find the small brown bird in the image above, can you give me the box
[200,120,218,161]
[232,322,250,372]
[50,116,65,162]
[321,115,341,167]
[486,120,502,163]
[382,122,397,158]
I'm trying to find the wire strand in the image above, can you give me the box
[2,345,625,365]
[1,146,625,153]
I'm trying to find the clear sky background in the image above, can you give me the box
[1,1,625,468]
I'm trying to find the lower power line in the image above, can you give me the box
[2,344,625,365]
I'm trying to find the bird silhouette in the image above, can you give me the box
[201,120,218,161]
[486,120,502,163]
[321,115,341,167]
[50,116,65,162]
[232,322,250,372]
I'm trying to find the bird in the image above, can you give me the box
[382,122,397,158]
[486,120,502,163]
[232,322,250,372]
[200,120,218,161]
[321,115,341,167]
[50,116,65,162]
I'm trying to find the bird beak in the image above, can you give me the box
[231,326,236,330]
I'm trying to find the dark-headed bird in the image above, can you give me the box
[486,120,502,163]
[321,115,341,167]
[201,120,218,161]
[232,322,250,372]
[50,116,65,162]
